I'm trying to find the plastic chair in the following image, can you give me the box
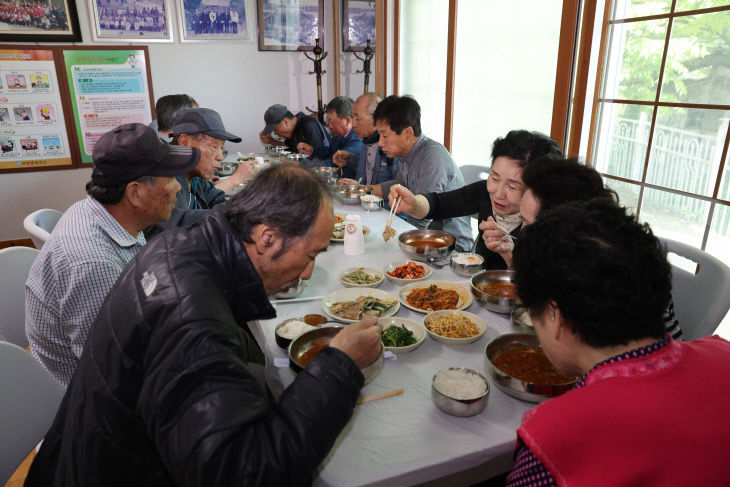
[0,340,64,484]
[458,164,490,185]
[23,209,62,250]
[660,237,730,340]
[0,247,39,348]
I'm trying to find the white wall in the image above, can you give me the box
[0,0,374,241]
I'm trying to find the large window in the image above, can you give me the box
[588,0,730,335]
[397,0,564,167]
[398,0,449,144]
[589,1,730,257]
[451,1,562,167]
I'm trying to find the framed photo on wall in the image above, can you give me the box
[342,0,374,52]
[0,0,82,42]
[257,0,323,51]
[88,0,173,42]
[177,0,253,42]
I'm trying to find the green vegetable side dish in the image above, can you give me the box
[341,268,381,285]
[381,324,417,347]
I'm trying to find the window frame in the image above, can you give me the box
[584,1,730,251]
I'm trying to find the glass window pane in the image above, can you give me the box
[675,0,730,12]
[660,10,730,105]
[612,0,671,19]
[399,0,448,145]
[719,146,730,201]
[602,19,668,101]
[592,102,654,180]
[638,188,710,247]
[645,107,730,196]
[604,177,640,212]
[450,0,561,167]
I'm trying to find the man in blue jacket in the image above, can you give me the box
[297,96,362,178]
[338,92,397,187]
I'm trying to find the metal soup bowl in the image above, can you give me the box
[397,229,455,263]
[471,270,519,314]
[484,333,577,403]
[431,367,490,417]
[289,326,384,384]
[336,185,371,205]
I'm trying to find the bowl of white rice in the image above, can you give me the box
[275,318,317,349]
[450,252,484,277]
[431,367,489,417]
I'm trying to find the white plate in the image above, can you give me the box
[322,288,400,323]
[423,310,487,345]
[338,267,385,288]
[383,261,433,285]
[398,281,473,314]
[378,317,427,354]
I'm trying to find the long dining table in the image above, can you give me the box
[247,197,535,487]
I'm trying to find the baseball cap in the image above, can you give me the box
[92,123,200,186]
[172,108,242,142]
[262,104,291,135]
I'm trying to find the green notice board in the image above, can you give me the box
[63,48,154,164]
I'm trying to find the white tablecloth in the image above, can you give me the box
[248,200,534,487]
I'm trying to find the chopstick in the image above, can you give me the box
[385,196,401,231]
[357,388,404,404]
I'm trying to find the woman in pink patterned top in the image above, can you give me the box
[506,198,730,486]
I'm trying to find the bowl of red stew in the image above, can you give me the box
[288,325,383,384]
[471,270,519,314]
[485,333,578,403]
[398,229,455,263]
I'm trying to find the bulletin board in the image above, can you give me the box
[0,45,155,173]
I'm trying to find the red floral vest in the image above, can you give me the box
[518,336,730,486]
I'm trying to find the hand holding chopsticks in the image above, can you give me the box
[383,196,401,242]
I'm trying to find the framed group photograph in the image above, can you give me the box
[88,0,173,42]
[257,0,323,51]
[0,0,81,42]
[342,0,374,52]
[177,0,253,42]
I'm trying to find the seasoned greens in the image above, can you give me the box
[381,324,417,347]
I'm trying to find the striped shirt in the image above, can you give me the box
[25,196,145,386]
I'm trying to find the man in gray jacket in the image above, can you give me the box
[370,95,473,251]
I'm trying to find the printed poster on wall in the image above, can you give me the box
[63,49,152,164]
[0,49,73,170]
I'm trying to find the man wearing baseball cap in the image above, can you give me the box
[146,107,255,239]
[25,123,200,386]
[258,103,329,155]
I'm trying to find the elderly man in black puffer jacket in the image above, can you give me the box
[25,165,382,487]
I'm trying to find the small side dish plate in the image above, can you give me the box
[378,317,427,354]
[322,288,400,323]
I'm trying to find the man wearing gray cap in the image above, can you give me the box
[145,107,252,238]
[25,123,200,386]
[258,103,329,155]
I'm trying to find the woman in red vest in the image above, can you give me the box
[506,198,730,486]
